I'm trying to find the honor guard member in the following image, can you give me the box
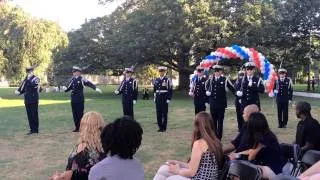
[234,70,245,131]
[15,66,40,135]
[64,66,102,132]
[273,68,293,128]
[153,66,173,132]
[205,65,235,139]
[114,67,138,118]
[236,62,265,110]
[189,66,208,115]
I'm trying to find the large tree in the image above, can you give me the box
[0,3,68,84]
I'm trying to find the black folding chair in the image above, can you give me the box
[290,150,320,177]
[280,144,301,176]
[219,155,231,180]
[227,160,261,180]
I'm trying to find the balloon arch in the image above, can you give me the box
[198,44,277,96]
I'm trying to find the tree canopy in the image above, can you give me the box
[0,3,68,84]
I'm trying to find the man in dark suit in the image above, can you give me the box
[273,68,293,128]
[15,66,40,135]
[153,66,173,132]
[189,66,208,115]
[236,62,265,110]
[205,65,235,139]
[115,67,138,118]
[64,66,102,132]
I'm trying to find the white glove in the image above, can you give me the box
[236,91,243,97]
[133,100,136,104]
[166,100,170,103]
[114,90,119,95]
[96,88,102,93]
[61,86,67,91]
[206,91,211,96]
[273,90,278,94]
[248,80,253,87]
[205,102,210,107]
[289,100,292,104]
[14,90,20,95]
[188,91,194,96]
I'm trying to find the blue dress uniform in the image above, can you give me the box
[205,67,235,139]
[189,75,208,115]
[16,69,40,134]
[65,74,97,131]
[153,72,173,132]
[234,71,245,131]
[116,77,138,118]
[274,69,293,128]
[238,75,265,109]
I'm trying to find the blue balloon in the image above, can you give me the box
[231,45,250,60]
[264,59,270,80]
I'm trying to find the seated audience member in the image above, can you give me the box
[49,111,106,180]
[88,116,144,180]
[223,104,259,155]
[295,101,320,154]
[153,111,223,180]
[299,160,320,180]
[238,112,286,179]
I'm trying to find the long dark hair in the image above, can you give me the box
[192,112,223,168]
[247,112,278,148]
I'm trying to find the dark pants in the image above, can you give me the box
[71,102,84,131]
[156,101,168,131]
[235,100,244,131]
[142,93,149,100]
[277,101,289,127]
[210,108,225,139]
[25,103,39,132]
[194,99,206,115]
[123,100,134,118]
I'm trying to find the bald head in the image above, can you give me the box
[243,104,260,121]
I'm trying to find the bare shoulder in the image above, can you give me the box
[193,139,208,151]
[77,143,87,153]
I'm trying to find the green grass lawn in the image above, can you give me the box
[293,83,320,93]
[1,86,320,180]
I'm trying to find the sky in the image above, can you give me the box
[10,0,124,32]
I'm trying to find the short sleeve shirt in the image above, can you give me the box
[296,117,320,151]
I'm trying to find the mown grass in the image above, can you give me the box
[0,86,320,180]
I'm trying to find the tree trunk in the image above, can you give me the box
[177,52,192,91]
[177,70,190,91]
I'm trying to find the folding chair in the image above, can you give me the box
[227,160,261,180]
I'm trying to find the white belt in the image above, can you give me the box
[156,90,168,93]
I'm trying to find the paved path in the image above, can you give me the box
[293,91,320,98]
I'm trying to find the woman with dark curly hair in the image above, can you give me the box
[89,116,144,180]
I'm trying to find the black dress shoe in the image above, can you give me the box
[72,129,79,132]
[26,132,33,135]
[157,129,164,132]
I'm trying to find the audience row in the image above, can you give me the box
[49,101,320,180]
